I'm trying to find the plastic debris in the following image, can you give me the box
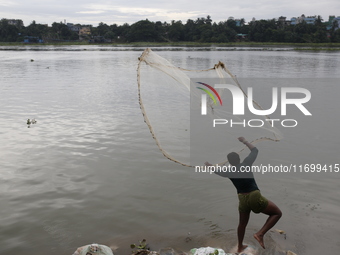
[274,229,285,235]
[286,251,297,255]
[72,243,114,255]
[190,246,257,255]
[190,247,230,255]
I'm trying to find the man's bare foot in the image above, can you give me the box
[237,244,248,253]
[253,233,265,249]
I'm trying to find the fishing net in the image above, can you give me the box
[137,48,282,167]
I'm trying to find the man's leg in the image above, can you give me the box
[254,200,282,249]
[238,211,250,253]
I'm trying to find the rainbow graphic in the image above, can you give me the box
[196,82,223,106]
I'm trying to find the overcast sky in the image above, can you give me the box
[1,0,339,26]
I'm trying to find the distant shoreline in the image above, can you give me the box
[1,41,340,50]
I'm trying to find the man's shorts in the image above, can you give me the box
[238,190,268,214]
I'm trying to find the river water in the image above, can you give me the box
[0,45,340,255]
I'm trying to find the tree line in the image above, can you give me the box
[1,15,340,43]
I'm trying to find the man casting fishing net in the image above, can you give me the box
[205,137,282,253]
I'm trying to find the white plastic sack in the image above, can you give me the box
[190,246,257,255]
[72,243,114,255]
[190,247,231,255]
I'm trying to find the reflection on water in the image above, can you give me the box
[0,46,340,255]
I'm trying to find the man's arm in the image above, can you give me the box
[238,137,258,165]
[204,161,230,178]
[238,137,255,150]
[204,137,257,176]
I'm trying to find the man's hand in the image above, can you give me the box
[238,137,255,150]
[238,137,247,143]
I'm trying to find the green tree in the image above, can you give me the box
[226,18,237,30]
[96,22,109,36]
[248,19,276,42]
[104,31,116,40]
[168,20,184,41]
[0,19,20,41]
[206,15,212,25]
[26,20,49,38]
[127,19,156,42]
[50,22,78,40]
[117,23,130,41]
[183,19,196,41]
[154,21,166,41]
[331,29,340,42]
[330,19,340,42]
[212,21,237,42]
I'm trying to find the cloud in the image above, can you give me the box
[0,0,17,7]
[80,4,201,22]
[76,10,106,14]
[0,0,339,26]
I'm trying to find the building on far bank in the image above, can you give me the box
[236,33,248,41]
[67,23,81,33]
[291,17,297,25]
[333,16,340,30]
[290,14,316,25]
[304,15,317,25]
[322,15,340,30]
[64,22,92,39]
[79,26,91,36]
[79,26,91,38]
[24,36,44,43]
[235,19,244,27]
[277,16,291,27]
[326,16,335,30]
[7,19,24,28]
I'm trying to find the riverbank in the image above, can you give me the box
[1,41,340,50]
